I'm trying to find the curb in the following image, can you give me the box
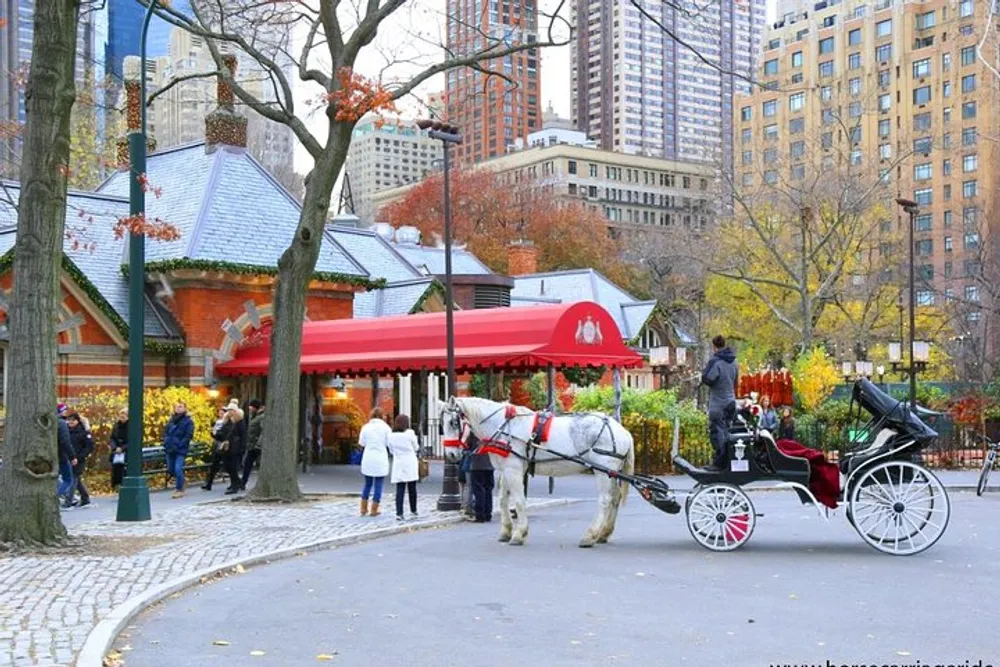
[76,498,579,667]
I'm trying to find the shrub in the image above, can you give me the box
[791,347,841,411]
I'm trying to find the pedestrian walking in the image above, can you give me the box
[163,401,195,499]
[56,403,76,509]
[66,412,94,508]
[468,439,495,523]
[204,400,245,495]
[109,408,128,490]
[239,399,265,492]
[387,414,420,522]
[358,407,391,516]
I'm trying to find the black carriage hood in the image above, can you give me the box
[852,378,938,441]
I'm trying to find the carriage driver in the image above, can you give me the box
[701,335,739,472]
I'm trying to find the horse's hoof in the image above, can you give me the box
[596,536,608,544]
[509,537,524,546]
[498,533,512,543]
[578,541,595,548]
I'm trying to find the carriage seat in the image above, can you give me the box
[762,437,811,487]
[839,428,897,476]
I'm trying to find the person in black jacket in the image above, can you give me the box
[56,404,77,509]
[468,439,494,523]
[65,412,94,507]
[108,408,128,491]
[203,403,246,494]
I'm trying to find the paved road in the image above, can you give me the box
[119,491,1000,667]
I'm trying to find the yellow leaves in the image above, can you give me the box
[316,653,338,661]
[72,386,217,447]
[212,640,231,646]
[791,347,841,411]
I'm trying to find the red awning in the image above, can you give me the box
[216,301,644,377]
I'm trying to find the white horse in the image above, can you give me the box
[441,396,634,548]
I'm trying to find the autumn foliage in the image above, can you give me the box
[328,68,397,124]
[380,169,639,288]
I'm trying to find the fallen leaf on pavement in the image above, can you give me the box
[896,651,911,656]
[316,653,338,661]
[250,650,266,657]
[212,640,231,646]
[234,564,246,574]
[788,594,798,600]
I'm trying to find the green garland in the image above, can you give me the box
[409,280,447,314]
[125,258,386,290]
[1,249,183,354]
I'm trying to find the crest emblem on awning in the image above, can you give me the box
[575,315,603,345]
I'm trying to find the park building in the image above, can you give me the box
[733,0,1000,326]
[0,57,692,459]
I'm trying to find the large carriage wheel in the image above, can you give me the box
[848,461,950,556]
[686,484,756,552]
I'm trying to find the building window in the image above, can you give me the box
[912,58,931,77]
[850,149,862,165]
[945,236,954,252]
[589,164,598,177]
[876,44,892,62]
[819,60,834,77]
[914,163,932,180]
[915,188,933,206]
[764,59,779,76]
[849,52,861,69]
[944,106,952,123]
[819,37,834,54]
[790,140,805,159]
[741,106,752,121]
[963,154,978,172]
[741,173,753,187]
[764,124,778,140]
[943,159,952,176]
[789,117,805,134]
[942,53,952,72]
[568,160,577,175]
[916,239,933,256]
[965,232,981,249]
[913,86,932,104]
[849,28,862,45]
[850,127,862,144]
[963,127,977,145]
[741,128,752,143]
[878,70,890,88]
[960,0,973,17]
[876,19,892,38]
[764,148,778,164]
[764,170,778,185]
[962,74,977,93]
[879,143,891,160]
[961,46,976,66]
[763,100,777,117]
[822,132,833,148]
[916,10,936,30]
[944,210,953,228]
[917,290,934,306]
[943,81,952,98]
[915,214,932,231]
[878,119,891,138]
[913,113,932,131]
[878,93,891,112]
[966,285,981,302]
[849,101,862,117]
[742,151,752,165]
[821,86,833,101]
[822,109,835,126]
[850,78,862,96]
[791,164,805,180]
[791,51,803,68]
[789,93,805,112]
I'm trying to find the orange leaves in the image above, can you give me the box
[328,68,397,124]
[0,18,7,29]
[136,173,163,199]
[0,120,22,140]
[113,214,181,242]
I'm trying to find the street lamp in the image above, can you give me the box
[895,197,919,409]
[115,2,157,522]
[417,118,463,512]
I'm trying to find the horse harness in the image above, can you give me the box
[470,404,626,478]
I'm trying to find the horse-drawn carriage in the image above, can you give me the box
[441,378,950,556]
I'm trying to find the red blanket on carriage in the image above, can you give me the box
[774,439,841,509]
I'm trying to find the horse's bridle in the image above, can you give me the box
[441,403,531,458]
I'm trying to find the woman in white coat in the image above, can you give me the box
[358,407,391,516]
[387,414,420,521]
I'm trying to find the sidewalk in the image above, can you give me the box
[0,464,574,667]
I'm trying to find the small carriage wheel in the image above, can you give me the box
[685,484,756,552]
[848,461,950,556]
[976,449,995,497]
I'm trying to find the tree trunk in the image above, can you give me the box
[0,0,80,546]
[248,128,349,502]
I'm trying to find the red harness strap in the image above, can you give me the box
[531,412,554,443]
[442,439,464,449]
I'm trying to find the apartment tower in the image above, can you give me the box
[445,0,541,165]
[571,0,766,168]
[734,0,999,329]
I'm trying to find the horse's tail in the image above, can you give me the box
[618,435,634,507]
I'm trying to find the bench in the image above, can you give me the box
[140,443,214,488]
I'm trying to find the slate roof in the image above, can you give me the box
[0,183,180,340]
[354,278,438,318]
[510,268,656,341]
[392,243,493,276]
[98,142,367,278]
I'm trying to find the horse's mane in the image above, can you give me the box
[455,396,533,425]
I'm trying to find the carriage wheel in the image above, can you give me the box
[685,484,756,552]
[848,461,950,556]
[976,450,995,497]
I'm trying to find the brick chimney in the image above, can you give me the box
[116,56,157,171]
[205,54,248,153]
[507,239,539,276]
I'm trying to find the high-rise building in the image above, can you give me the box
[571,0,765,168]
[151,28,299,194]
[734,0,999,326]
[104,0,190,83]
[445,0,541,165]
[343,116,443,224]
